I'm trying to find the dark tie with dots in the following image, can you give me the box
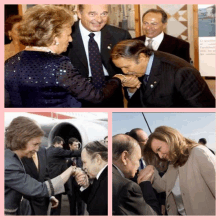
[88,33,105,89]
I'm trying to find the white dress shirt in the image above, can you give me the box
[144,32,164,51]
[79,20,109,77]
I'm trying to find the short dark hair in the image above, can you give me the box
[52,136,64,145]
[68,137,79,145]
[111,39,153,62]
[198,138,207,145]
[112,134,139,161]
[142,9,168,24]
[128,128,144,142]
[5,15,22,37]
[84,141,108,162]
[5,116,44,151]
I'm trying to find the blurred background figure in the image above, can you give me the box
[67,138,85,215]
[5,15,25,61]
[104,136,108,145]
[198,138,215,155]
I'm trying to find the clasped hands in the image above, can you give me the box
[73,167,90,188]
[114,74,141,90]
[137,165,155,184]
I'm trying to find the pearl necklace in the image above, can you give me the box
[25,46,55,54]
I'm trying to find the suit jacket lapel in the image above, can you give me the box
[23,157,39,180]
[158,34,171,52]
[142,53,162,100]
[101,27,114,77]
[87,166,107,204]
[71,21,89,73]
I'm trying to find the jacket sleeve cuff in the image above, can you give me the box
[45,176,65,196]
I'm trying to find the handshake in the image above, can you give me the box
[72,167,90,188]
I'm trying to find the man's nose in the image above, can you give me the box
[158,152,163,159]
[95,15,102,23]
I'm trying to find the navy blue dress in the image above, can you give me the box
[5,51,120,107]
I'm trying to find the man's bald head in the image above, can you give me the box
[129,128,148,150]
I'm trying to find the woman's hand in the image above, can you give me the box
[137,165,155,184]
[75,168,89,188]
[114,74,141,89]
[50,196,59,208]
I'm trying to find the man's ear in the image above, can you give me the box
[121,151,129,166]
[163,22,167,30]
[95,154,102,164]
[77,10,82,20]
[138,53,149,64]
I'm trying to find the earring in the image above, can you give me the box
[55,42,59,46]
[9,36,12,40]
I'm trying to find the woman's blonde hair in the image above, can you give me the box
[144,126,199,167]
[19,4,74,46]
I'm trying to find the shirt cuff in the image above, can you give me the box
[127,88,135,98]
[80,185,89,192]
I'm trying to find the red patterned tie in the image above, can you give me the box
[88,33,105,89]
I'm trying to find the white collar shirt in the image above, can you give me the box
[79,20,109,76]
[144,32,164,51]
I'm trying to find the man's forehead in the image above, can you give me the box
[83,4,108,12]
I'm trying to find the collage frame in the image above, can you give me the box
[2,0,219,219]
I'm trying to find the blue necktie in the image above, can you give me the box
[140,159,144,170]
[88,33,105,89]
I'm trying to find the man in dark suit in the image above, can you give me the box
[66,4,131,107]
[135,9,190,62]
[66,138,84,215]
[22,147,51,215]
[112,134,160,215]
[47,136,81,215]
[111,39,215,107]
[74,141,108,215]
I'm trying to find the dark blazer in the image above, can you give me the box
[80,166,108,215]
[47,146,81,195]
[5,51,121,108]
[135,33,190,62]
[4,149,52,215]
[66,21,131,107]
[112,165,158,215]
[21,148,50,215]
[128,51,215,107]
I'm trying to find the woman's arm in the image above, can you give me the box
[57,58,140,104]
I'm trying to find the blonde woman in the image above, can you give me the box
[139,126,215,215]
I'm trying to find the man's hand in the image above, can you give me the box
[75,168,89,188]
[114,74,141,89]
[123,75,141,89]
[137,165,155,184]
[50,196,59,208]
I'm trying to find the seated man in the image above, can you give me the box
[75,141,108,215]
[111,39,215,107]
[112,134,160,215]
